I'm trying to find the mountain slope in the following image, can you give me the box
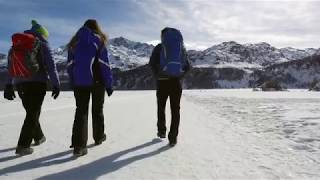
[1,38,318,72]
[0,53,6,71]
[253,55,320,88]
[108,37,154,70]
[189,41,318,70]
[0,38,319,89]
[48,37,155,71]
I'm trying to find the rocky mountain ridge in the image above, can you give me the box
[0,37,319,90]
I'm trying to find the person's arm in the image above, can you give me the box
[67,49,75,86]
[6,49,13,85]
[182,46,192,76]
[41,42,60,88]
[4,49,16,100]
[148,44,161,76]
[98,45,113,94]
[41,42,60,99]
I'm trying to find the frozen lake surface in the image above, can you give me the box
[185,89,320,178]
[0,89,319,179]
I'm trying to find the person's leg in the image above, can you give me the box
[72,87,90,148]
[16,83,46,148]
[168,80,182,144]
[33,113,44,140]
[156,80,169,136]
[91,84,106,143]
[33,84,46,142]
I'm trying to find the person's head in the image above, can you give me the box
[83,19,107,44]
[31,20,49,40]
[67,19,108,50]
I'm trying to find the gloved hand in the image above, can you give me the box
[106,88,113,97]
[51,86,60,99]
[4,84,16,100]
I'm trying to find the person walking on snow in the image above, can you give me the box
[4,20,60,156]
[149,27,191,147]
[67,19,113,157]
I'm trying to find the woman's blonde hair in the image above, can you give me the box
[67,19,108,51]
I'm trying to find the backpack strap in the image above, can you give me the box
[36,40,46,72]
[95,44,102,61]
[93,44,103,84]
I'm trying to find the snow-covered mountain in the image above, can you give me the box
[0,53,5,60]
[279,47,318,61]
[108,37,154,70]
[0,53,6,72]
[114,55,320,90]
[52,45,67,64]
[0,37,319,90]
[49,37,154,71]
[1,38,318,72]
[47,38,320,72]
[253,55,320,88]
[188,41,319,70]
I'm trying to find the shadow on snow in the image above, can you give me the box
[0,138,170,179]
[37,138,170,180]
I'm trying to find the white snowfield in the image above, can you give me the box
[0,90,320,180]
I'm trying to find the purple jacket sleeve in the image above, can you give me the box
[67,49,74,85]
[41,42,60,88]
[6,49,13,85]
[98,46,113,89]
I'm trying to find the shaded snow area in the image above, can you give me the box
[0,90,320,179]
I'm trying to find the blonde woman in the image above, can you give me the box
[67,19,113,156]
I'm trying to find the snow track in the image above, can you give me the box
[0,90,319,179]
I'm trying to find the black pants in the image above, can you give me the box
[156,79,182,141]
[72,84,106,148]
[16,82,46,148]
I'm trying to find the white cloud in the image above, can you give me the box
[1,0,319,52]
[131,0,320,49]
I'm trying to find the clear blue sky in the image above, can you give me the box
[0,0,319,53]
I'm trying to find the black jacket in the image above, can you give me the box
[148,44,191,80]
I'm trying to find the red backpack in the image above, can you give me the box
[8,33,41,78]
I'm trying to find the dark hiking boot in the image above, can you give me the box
[73,147,88,157]
[34,136,46,146]
[157,132,166,139]
[95,134,107,145]
[169,139,177,147]
[15,146,34,156]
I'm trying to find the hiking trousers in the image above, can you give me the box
[72,84,106,148]
[156,79,182,141]
[16,82,46,148]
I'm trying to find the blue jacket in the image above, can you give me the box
[6,29,60,88]
[67,27,113,89]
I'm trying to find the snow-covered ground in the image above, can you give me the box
[0,90,319,179]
